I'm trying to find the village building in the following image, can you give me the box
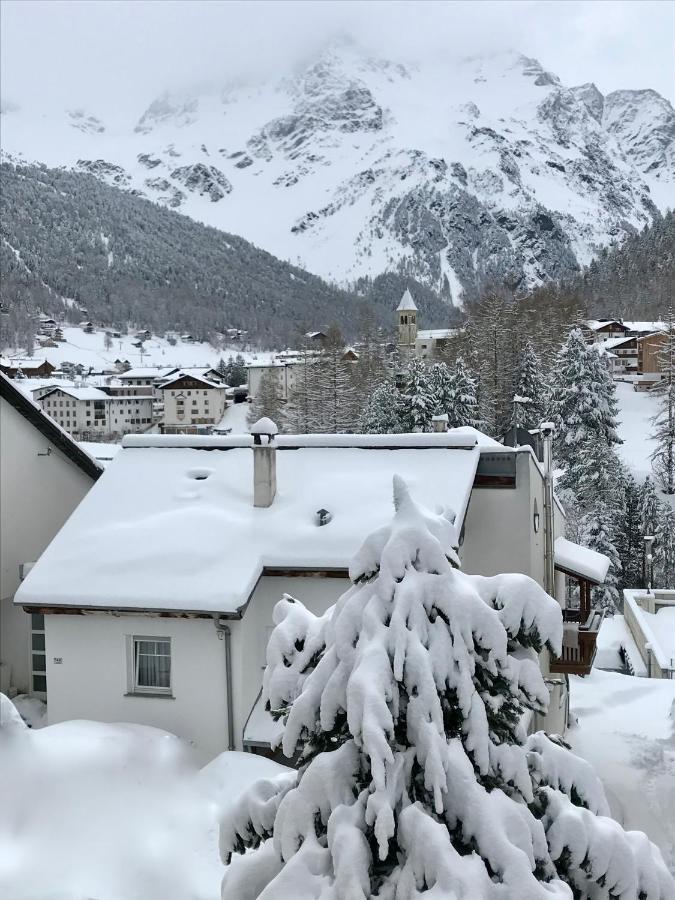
[159,372,228,433]
[395,289,459,359]
[633,330,670,390]
[0,373,102,698]
[15,423,609,762]
[0,357,56,379]
[596,335,639,376]
[37,386,154,439]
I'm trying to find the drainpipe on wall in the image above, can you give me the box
[215,617,235,751]
[540,422,556,597]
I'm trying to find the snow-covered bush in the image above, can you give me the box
[220,478,674,900]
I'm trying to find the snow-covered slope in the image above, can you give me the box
[3,42,673,305]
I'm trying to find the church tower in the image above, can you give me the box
[396,288,418,357]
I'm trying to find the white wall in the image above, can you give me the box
[162,385,227,426]
[0,397,95,693]
[45,613,229,763]
[228,575,348,748]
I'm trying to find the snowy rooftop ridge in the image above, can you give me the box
[122,432,479,450]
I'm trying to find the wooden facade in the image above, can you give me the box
[550,571,604,676]
[637,331,668,375]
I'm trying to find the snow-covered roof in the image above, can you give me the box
[16,434,481,615]
[0,356,52,368]
[585,320,626,332]
[598,336,636,350]
[623,321,666,333]
[118,367,179,380]
[41,386,111,401]
[417,329,457,340]
[554,537,610,584]
[396,289,417,311]
[159,372,226,390]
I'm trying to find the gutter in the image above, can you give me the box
[215,617,235,751]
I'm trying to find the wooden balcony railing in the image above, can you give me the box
[550,609,605,676]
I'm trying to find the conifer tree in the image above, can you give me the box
[248,370,285,430]
[551,328,622,472]
[639,476,660,538]
[513,340,548,429]
[220,479,673,900]
[358,381,405,433]
[403,357,434,432]
[430,357,480,429]
[650,310,675,494]
[654,504,675,587]
[306,324,356,434]
[579,509,622,613]
[285,341,316,434]
[614,471,643,591]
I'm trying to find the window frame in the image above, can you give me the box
[129,635,173,696]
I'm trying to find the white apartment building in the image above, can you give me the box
[38,387,154,439]
[159,373,228,431]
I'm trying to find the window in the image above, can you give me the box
[132,637,171,694]
[31,613,46,695]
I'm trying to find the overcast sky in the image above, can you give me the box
[2,0,673,117]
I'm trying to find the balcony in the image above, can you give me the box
[550,607,605,676]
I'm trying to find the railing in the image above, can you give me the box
[550,609,605,676]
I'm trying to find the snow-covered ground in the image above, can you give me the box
[0,703,289,900]
[615,380,660,483]
[568,669,675,873]
[3,326,273,373]
[215,400,250,434]
[595,613,647,676]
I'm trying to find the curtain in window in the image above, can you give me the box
[135,640,170,689]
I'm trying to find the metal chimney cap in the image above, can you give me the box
[539,421,555,434]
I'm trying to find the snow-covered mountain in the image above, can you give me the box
[3,42,673,306]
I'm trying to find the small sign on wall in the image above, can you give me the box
[53,657,63,665]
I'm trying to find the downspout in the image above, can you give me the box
[540,422,556,597]
[215,617,235,751]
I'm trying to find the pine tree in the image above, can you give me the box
[614,471,643,591]
[579,509,622,613]
[219,478,673,899]
[285,341,316,434]
[639,476,660,537]
[512,340,548,429]
[403,358,434,432]
[247,370,285,429]
[306,324,356,434]
[650,310,675,494]
[654,504,675,587]
[358,381,405,433]
[552,329,622,472]
[430,358,480,429]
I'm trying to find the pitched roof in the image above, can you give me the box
[0,373,103,481]
[396,289,417,311]
[41,386,111,401]
[554,537,610,584]
[16,433,480,615]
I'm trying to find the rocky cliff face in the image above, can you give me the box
[2,43,672,306]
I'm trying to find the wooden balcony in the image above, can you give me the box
[550,608,605,676]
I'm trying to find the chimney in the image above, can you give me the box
[431,413,449,433]
[540,422,556,596]
[250,418,278,508]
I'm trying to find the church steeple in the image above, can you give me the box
[396,289,417,355]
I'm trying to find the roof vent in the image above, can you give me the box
[316,508,332,527]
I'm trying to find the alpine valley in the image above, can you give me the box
[2,40,674,307]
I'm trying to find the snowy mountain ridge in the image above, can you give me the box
[2,42,673,306]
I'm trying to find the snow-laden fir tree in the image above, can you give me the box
[403,358,435,432]
[219,478,673,900]
[654,503,675,587]
[650,310,675,495]
[431,358,480,429]
[512,340,548,430]
[639,476,660,538]
[558,437,624,515]
[358,381,405,434]
[614,471,644,591]
[579,509,622,613]
[248,370,285,430]
[551,329,622,471]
